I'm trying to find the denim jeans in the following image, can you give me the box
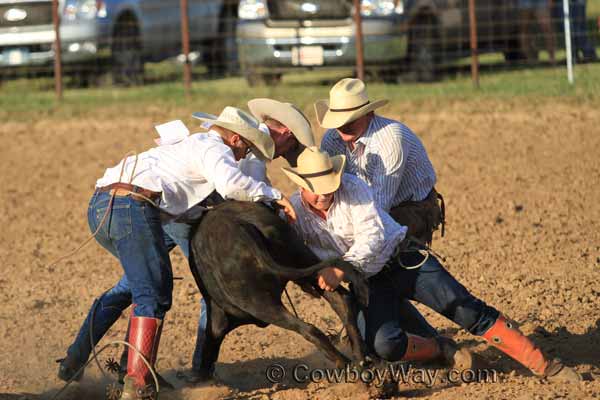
[365,251,499,361]
[65,190,195,365]
[570,0,598,60]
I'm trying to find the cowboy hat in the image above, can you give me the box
[192,106,275,161]
[281,146,346,194]
[314,78,389,129]
[248,98,316,148]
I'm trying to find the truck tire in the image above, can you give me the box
[207,5,238,77]
[408,16,439,82]
[111,16,143,86]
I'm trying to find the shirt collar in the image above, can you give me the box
[298,189,339,220]
[333,115,377,150]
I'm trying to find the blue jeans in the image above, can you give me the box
[65,190,196,365]
[518,0,548,10]
[365,251,499,361]
[570,0,598,60]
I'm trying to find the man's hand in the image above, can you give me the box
[317,267,345,292]
[275,195,297,223]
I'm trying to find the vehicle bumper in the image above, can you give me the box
[0,22,105,68]
[237,18,407,71]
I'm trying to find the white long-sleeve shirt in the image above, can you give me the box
[320,115,436,211]
[289,174,407,277]
[96,131,281,216]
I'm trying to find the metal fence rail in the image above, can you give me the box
[0,0,597,98]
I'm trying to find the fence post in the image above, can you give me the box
[353,0,365,81]
[562,0,574,84]
[180,0,192,98]
[468,0,479,88]
[52,0,63,100]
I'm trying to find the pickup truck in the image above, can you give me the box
[236,0,525,84]
[0,0,238,84]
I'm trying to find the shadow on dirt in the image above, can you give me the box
[454,318,600,378]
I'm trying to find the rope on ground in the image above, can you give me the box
[47,152,161,398]
[51,340,160,400]
[284,287,299,318]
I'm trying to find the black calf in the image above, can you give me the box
[189,201,370,380]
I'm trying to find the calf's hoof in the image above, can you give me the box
[545,359,581,383]
[57,356,84,382]
[437,336,473,370]
[180,368,213,385]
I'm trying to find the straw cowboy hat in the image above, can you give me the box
[282,146,346,194]
[192,106,275,161]
[314,78,389,129]
[248,98,316,148]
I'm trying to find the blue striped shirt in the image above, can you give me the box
[320,115,436,212]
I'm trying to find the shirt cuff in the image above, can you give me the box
[254,187,282,202]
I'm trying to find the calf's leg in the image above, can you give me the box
[252,303,350,368]
[186,299,231,383]
[321,288,369,364]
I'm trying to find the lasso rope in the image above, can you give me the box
[51,340,160,400]
[48,151,163,399]
[45,151,149,269]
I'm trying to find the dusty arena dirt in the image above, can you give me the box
[0,97,599,399]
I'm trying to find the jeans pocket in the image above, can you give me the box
[96,203,133,242]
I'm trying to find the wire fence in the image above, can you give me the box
[0,0,598,98]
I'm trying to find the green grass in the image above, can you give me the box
[588,0,600,18]
[1,61,599,121]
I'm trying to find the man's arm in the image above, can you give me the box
[239,153,271,185]
[342,180,390,277]
[368,125,409,212]
[199,142,296,221]
[201,142,281,201]
[320,130,345,157]
[318,178,393,291]
[230,155,271,201]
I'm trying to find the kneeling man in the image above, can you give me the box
[282,147,578,381]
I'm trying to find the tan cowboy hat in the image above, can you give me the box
[248,98,316,148]
[281,146,346,194]
[192,106,275,161]
[314,78,389,129]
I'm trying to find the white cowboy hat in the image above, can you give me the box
[192,106,275,161]
[248,98,316,148]
[281,146,346,194]
[314,78,389,129]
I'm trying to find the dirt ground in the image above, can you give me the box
[0,97,599,400]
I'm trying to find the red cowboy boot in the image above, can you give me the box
[121,316,163,399]
[482,315,580,381]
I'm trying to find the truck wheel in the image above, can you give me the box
[111,17,143,86]
[207,6,238,77]
[408,16,438,82]
[245,72,282,87]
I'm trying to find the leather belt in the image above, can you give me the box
[97,182,161,202]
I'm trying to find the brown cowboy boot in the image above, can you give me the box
[121,316,163,399]
[402,334,473,369]
[482,315,580,382]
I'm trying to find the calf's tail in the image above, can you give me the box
[239,222,369,307]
